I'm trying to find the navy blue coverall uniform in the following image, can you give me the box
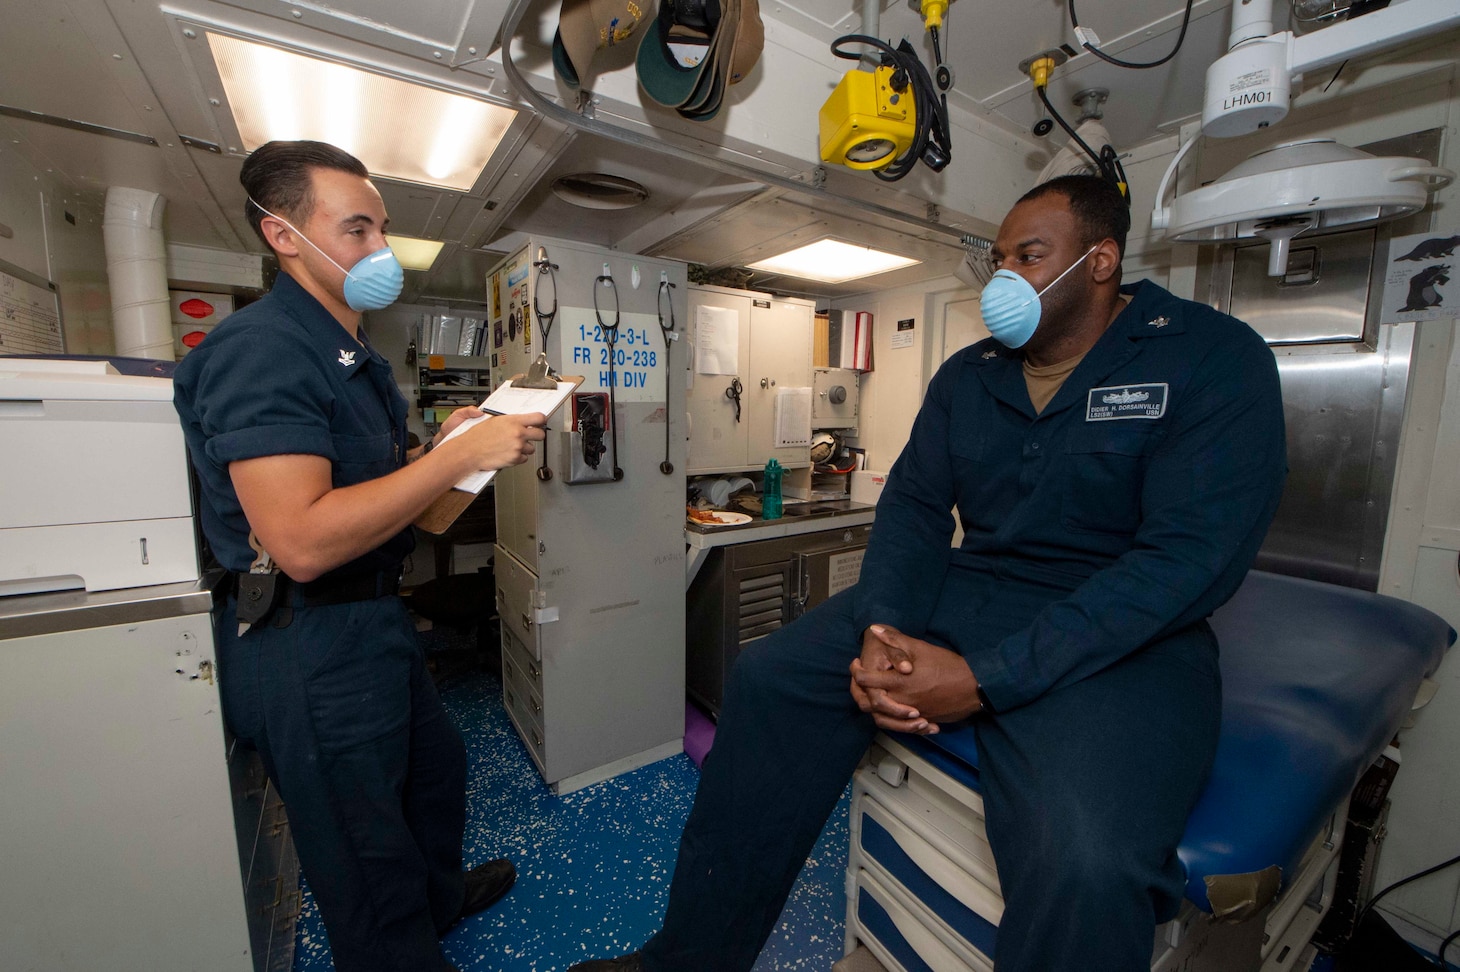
[641,280,1287,971]
[174,272,468,972]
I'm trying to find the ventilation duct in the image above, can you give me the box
[103,187,172,360]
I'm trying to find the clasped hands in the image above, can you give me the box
[850,624,983,735]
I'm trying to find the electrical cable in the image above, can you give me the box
[830,34,952,182]
[1068,0,1195,70]
[593,271,623,480]
[1356,851,1460,933]
[1440,926,1460,969]
[1033,82,1130,201]
[656,278,676,475]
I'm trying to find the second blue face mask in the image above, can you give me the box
[248,197,404,312]
[979,243,1099,349]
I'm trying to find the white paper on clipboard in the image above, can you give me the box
[440,378,576,493]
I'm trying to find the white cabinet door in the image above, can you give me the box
[687,289,752,472]
[748,298,814,469]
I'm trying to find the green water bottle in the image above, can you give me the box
[762,458,783,520]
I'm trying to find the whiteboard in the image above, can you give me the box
[0,261,63,355]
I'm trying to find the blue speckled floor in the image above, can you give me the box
[291,645,850,972]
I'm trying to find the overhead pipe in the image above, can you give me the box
[103,187,173,360]
[495,0,988,250]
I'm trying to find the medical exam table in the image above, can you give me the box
[843,570,1455,972]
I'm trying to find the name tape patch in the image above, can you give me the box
[1086,383,1168,421]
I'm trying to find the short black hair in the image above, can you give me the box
[1017,174,1130,260]
[240,140,369,249]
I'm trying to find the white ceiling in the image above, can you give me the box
[0,0,1301,302]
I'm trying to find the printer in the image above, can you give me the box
[0,358,199,596]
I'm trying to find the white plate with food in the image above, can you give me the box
[686,509,753,527]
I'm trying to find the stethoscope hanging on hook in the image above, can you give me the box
[594,265,623,481]
[533,247,560,482]
[656,275,677,475]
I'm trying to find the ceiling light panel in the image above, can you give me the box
[206,33,515,191]
[386,235,447,271]
[747,238,920,283]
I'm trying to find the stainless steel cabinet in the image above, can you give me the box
[687,285,815,474]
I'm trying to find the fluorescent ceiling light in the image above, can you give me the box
[387,235,446,271]
[207,33,516,191]
[747,239,920,284]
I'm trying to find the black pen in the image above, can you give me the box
[480,406,552,431]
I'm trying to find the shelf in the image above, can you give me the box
[421,384,491,392]
[421,354,490,369]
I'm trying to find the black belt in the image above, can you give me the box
[228,568,402,609]
[288,569,402,607]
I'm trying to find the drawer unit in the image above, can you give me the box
[495,549,543,662]
[845,735,1325,972]
[849,738,1001,970]
[849,867,994,972]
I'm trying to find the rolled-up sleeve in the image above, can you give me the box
[193,327,337,468]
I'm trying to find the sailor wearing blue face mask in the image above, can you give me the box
[174,141,547,972]
[978,241,1099,349]
[571,175,1288,972]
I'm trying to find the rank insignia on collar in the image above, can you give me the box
[982,349,999,359]
[1148,316,1170,329]
[338,350,356,366]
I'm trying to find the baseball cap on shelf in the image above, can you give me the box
[553,0,653,89]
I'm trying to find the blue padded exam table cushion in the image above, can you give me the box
[900,570,1455,914]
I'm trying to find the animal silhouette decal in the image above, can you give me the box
[1396,235,1460,261]
[1400,264,1451,312]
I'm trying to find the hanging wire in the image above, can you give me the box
[830,34,952,182]
[1067,0,1195,70]
[1033,83,1130,202]
[1439,926,1460,968]
[593,270,623,480]
[656,278,677,475]
[1356,851,1460,934]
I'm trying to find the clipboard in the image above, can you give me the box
[415,362,583,534]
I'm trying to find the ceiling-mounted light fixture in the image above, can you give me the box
[549,173,649,210]
[1153,0,1459,275]
[206,33,517,192]
[385,235,447,271]
[747,239,920,284]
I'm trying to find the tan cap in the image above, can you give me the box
[726,0,762,86]
[554,0,653,89]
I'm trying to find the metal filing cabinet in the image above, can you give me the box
[686,285,815,475]
[0,583,265,972]
[489,237,687,793]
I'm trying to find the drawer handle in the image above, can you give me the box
[531,698,542,714]
[528,662,540,680]
[522,612,533,630]
[506,688,516,709]
[531,729,543,748]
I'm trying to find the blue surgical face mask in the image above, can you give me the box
[979,243,1100,349]
[248,197,404,312]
